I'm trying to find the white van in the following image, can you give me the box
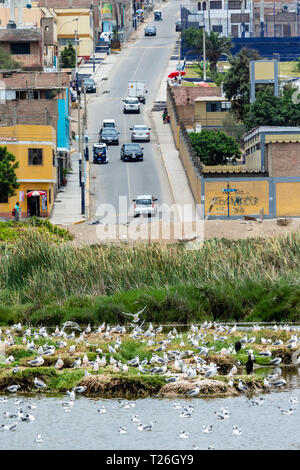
[102,119,116,129]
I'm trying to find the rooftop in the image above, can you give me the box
[0,71,70,89]
[245,126,300,140]
[170,85,223,106]
[194,96,228,102]
[0,28,42,42]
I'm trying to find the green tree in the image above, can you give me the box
[245,86,300,131]
[189,130,241,165]
[222,47,261,123]
[60,43,76,69]
[182,28,232,73]
[0,47,20,69]
[0,146,19,202]
[205,31,232,72]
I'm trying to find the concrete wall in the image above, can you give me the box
[179,124,203,205]
[0,100,58,129]
[204,179,270,217]
[276,182,300,217]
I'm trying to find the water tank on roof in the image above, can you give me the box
[7,20,17,29]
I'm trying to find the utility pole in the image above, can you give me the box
[78,92,82,188]
[207,1,211,33]
[81,85,86,215]
[203,26,207,81]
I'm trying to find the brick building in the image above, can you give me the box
[0,27,43,70]
[244,126,300,175]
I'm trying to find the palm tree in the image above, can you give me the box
[182,28,232,74]
[205,31,232,72]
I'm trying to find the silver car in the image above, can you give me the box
[130,124,151,142]
[123,97,140,113]
[132,195,158,217]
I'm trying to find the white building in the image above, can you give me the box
[182,1,253,38]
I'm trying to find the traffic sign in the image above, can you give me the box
[222,188,237,193]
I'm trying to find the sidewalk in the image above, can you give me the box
[151,62,197,222]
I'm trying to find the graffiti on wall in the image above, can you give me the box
[210,189,260,215]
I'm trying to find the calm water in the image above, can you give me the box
[0,367,299,450]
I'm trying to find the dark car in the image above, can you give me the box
[120,143,144,162]
[100,128,119,145]
[175,20,181,32]
[145,26,156,36]
[83,78,96,93]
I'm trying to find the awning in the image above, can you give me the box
[27,190,46,197]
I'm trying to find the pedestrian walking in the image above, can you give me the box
[13,202,21,221]
[162,108,168,124]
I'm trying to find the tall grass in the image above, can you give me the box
[0,231,300,322]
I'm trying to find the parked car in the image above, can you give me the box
[132,195,158,217]
[130,124,151,142]
[123,97,140,113]
[145,25,157,36]
[120,143,144,162]
[99,128,120,145]
[93,143,109,164]
[83,78,96,93]
[175,20,181,32]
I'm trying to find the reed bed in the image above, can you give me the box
[0,231,300,323]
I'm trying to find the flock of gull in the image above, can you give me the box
[0,310,300,447]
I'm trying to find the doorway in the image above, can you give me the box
[27,194,41,217]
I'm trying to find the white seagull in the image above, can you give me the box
[121,306,146,323]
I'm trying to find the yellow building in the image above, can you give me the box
[56,8,94,59]
[0,125,56,219]
[194,96,231,129]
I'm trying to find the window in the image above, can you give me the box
[202,2,207,10]
[10,42,30,54]
[210,1,222,9]
[245,24,249,32]
[28,149,43,165]
[212,25,223,33]
[207,102,221,112]
[52,150,56,167]
[228,0,242,9]
[0,184,8,204]
[207,102,230,112]
[58,38,75,47]
[221,101,231,110]
[198,1,201,9]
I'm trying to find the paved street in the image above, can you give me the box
[88,0,181,224]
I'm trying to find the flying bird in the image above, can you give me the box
[121,306,146,323]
